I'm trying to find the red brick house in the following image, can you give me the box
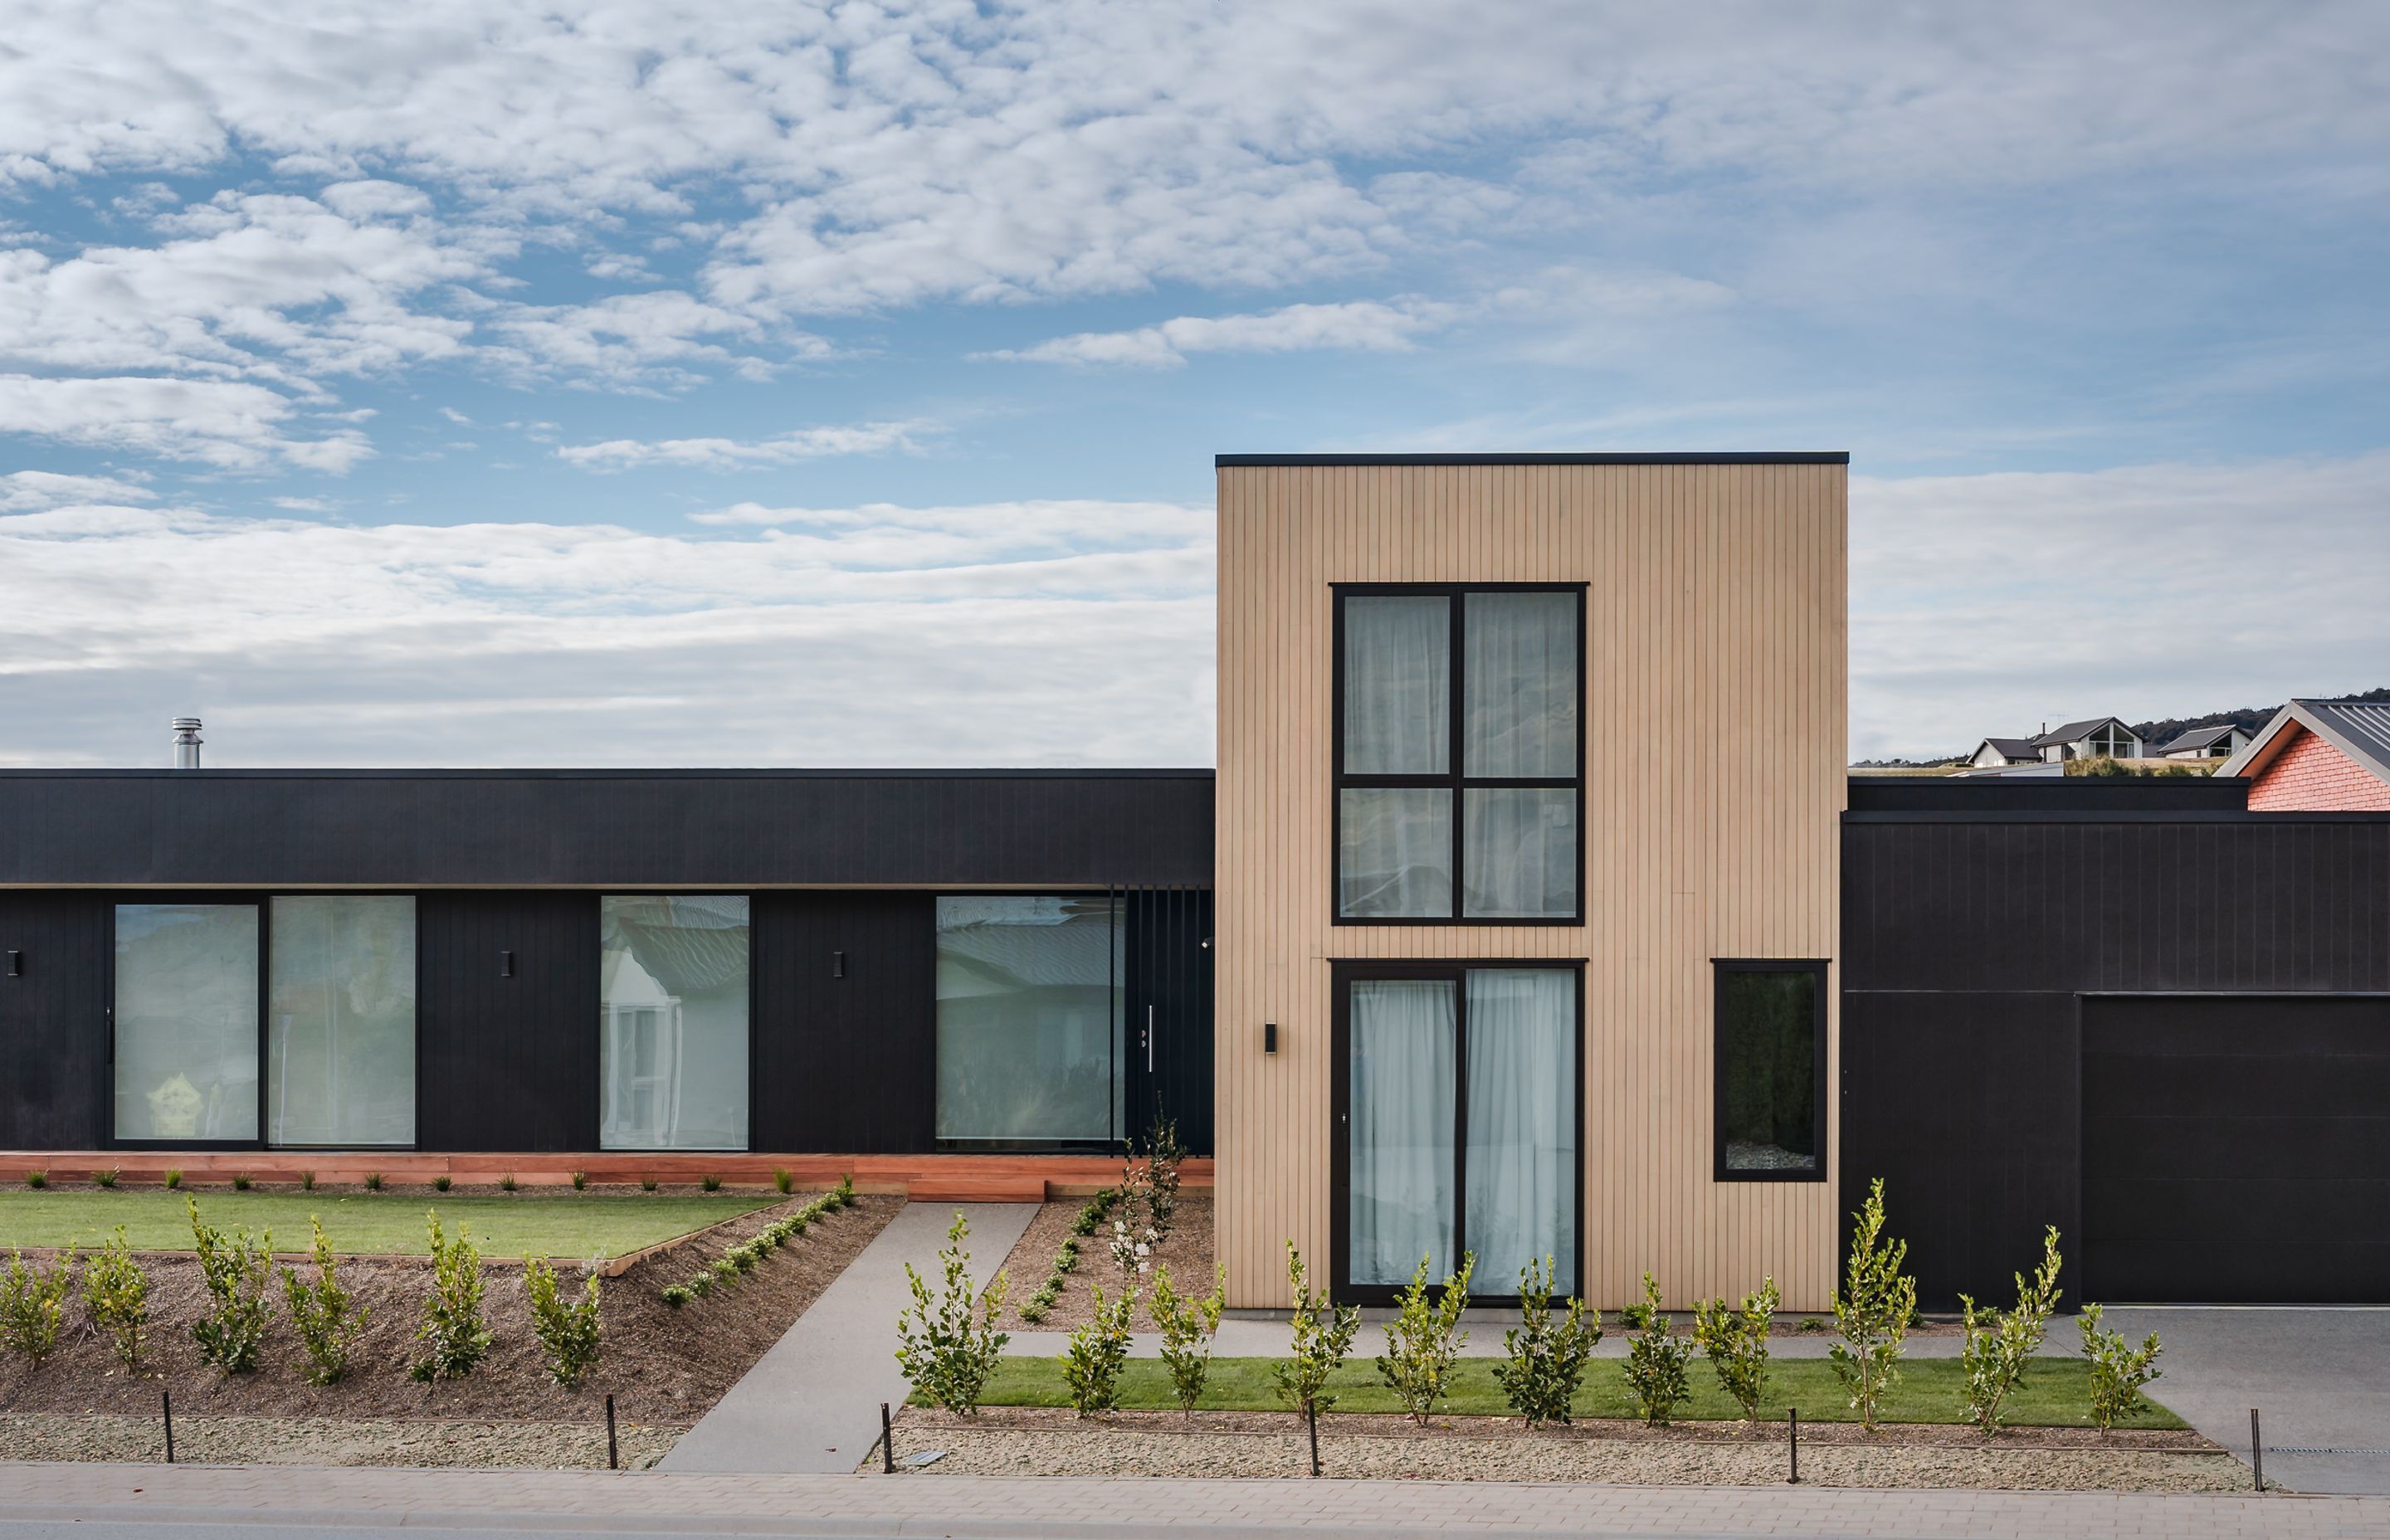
[2221,699,2390,811]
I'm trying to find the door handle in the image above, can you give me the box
[1146,1005,1155,1073]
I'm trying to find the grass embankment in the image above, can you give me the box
[956,1357,2187,1430]
[0,1189,775,1258]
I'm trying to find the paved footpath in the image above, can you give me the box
[2,1464,2388,1539]
[659,1201,1036,1474]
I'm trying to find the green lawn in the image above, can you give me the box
[0,1189,776,1259]
[956,1356,2186,1430]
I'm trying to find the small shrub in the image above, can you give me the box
[895,1211,1009,1416]
[660,1284,693,1309]
[0,1248,75,1365]
[834,1172,856,1207]
[1109,1218,1157,1280]
[773,1168,793,1195]
[432,1175,452,1192]
[363,1172,383,1192]
[686,1272,715,1299]
[701,1174,722,1193]
[640,1177,658,1193]
[2080,1303,2163,1432]
[1068,1188,1119,1238]
[525,1255,603,1388]
[1624,1273,1694,1426]
[188,1198,271,1375]
[1618,1297,1651,1332]
[1019,1279,1061,1323]
[412,1211,491,1382]
[82,1226,149,1367]
[1148,1263,1227,1416]
[1376,1251,1474,1425]
[1138,1115,1188,1238]
[499,1173,519,1193]
[281,1218,367,1385]
[1959,1226,2064,1435]
[1492,1255,1600,1429]
[1271,1241,1361,1419]
[93,1167,120,1190]
[299,1170,316,1192]
[163,1168,183,1190]
[23,1171,46,1191]
[570,1170,588,1191]
[1693,1275,1780,1423]
[710,1257,739,1284]
[1061,1282,1137,1416]
[1797,1316,1825,1333]
[1829,1177,1917,1432]
[232,1173,252,1192]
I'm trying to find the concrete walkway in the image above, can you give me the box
[1,1462,2383,1538]
[660,1201,1036,1474]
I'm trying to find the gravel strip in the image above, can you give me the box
[0,1411,681,1469]
[993,1199,1217,1333]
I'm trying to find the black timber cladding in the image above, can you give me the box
[417,893,602,1152]
[0,893,110,1148]
[0,769,1213,889]
[1217,451,1849,467]
[1841,777,2390,1306]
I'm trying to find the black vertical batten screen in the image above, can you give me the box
[750,892,937,1153]
[417,893,600,1152]
[1122,882,1216,1154]
[0,894,110,1148]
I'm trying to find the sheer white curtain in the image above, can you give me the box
[1464,592,1576,777]
[1349,978,1456,1285]
[1465,970,1576,1293]
[1339,787,1453,917]
[1461,787,1578,918]
[1344,596,1449,773]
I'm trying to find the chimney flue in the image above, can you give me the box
[171,717,204,770]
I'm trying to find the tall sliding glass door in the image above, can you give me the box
[1334,963,1579,1299]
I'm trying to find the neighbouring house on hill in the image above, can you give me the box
[1964,715,2145,771]
[1966,735,2042,768]
[2220,699,2390,811]
[2156,723,2253,760]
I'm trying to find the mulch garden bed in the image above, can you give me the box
[0,1192,900,1443]
[993,1196,1214,1333]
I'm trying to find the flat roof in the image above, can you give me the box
[1215,451,1849,467]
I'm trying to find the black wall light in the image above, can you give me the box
[4,949,18,978]
[499,949,515,979]
[1263,1021,1278,1055]
[832,950,848,980]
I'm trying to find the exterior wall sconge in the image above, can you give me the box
[499,949,515,979]
[4,950,17,977]
[1263,1021,1277,1055]
[832,950,848,980]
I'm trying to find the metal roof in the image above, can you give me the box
[2156,724,2243,753]
[1978,737,2041,759]
[2031,717,2139,748]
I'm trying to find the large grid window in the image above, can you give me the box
[1335,586,1583,922]
[1713,960,1827,1182]
[934,894,1125,1145]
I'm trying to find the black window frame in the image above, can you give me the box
[1710,958,1830,1184]
[1330,582,1588,927]
[1328,958,1587,1305]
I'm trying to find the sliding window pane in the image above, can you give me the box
[1464,591,1576,777]
[1718,968,1820,1175]
[268,897,416,1147]
[1461,787,1578,918]
[1466,970,1576,1293]
[936,895,1124,1142]
[600,896,750,1151]
[1344,595,1450,774]
[115,904,258,1140]
[1349,978,1457,1285]
[1339,787,1453,918]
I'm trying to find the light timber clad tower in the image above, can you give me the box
[1212,453,1849,1310]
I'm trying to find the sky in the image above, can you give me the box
[1,1,2385,768]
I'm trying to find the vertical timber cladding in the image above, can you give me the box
[1213,457,1849,1309]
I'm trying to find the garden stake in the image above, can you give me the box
[881,1401,895,1474]
[606,1393,618,1470]
[161,1390,173,1464]
[1787,1406,1798,1484]
[2251,1408,2263,1493]
[1306,1401,1320,1478]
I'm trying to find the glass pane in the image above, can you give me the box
[1349,978,1456,1286]
[1719,968,1819,1173]
[936,895,1124,1142]
[600,895,750,1151]
[1465,591,1576,777]
[115,904,258,1140]
[1461,787,1578,918]
[1466,970,1576,1294]
[1343,595,1450,774]
[268,897,416,1147]
[1339,787,1454,918]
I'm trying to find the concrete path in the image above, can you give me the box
[3,1462,2386,1538]
[660,1201,1036,1474]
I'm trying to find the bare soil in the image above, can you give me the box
[993,1197,1215,1332]
[0,1193,899,1432]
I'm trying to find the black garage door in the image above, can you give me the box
[2084,996,2390,1303]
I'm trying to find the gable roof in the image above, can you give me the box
[2218,699,2390,785]
[1974,737,2041,760]
[2156,724,2243,754]
[2031,716,2142,748]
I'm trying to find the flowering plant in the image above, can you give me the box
[1109,1218,1157,1278]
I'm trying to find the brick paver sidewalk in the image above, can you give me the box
[4,1462,2389,1538]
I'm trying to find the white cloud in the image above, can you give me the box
[270,495,336,512]
[555,420,926,470]
[0,469,155,510]
[983,300,1447,368]
[485,290,825,386]
[0,375,373,470]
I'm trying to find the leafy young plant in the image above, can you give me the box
[1829,1177,1918,1431]
[82,1226,149,1367]
[1271,1241,1362,1418]
[773,1167,793,1195]
[700,1174,722,1192]
[1958,1226,2063,1435]
[232,1173,252,1192]
[0,1248,75,1365]
[834,1172,856,1207]
[188,1198,272,1375]
[363,1172,383,1192]
[1492,1255,1601,1428]
[22,1171,45,1191]
[412,1211,492,1382]
[93,1167,120,1190]
[1061,1281,1137,1416]
[2079,1303,2163,1432]
[640,1177,658,1192]
[1623,1273,1694,1426]
[570,1170,588,1192]
[433,1175,452,1192]
[281,1218,367,1385]
[1376,1251,1474,1425]
[299,1170,316,1192]
[1147,1263,1227,1416]
[525,1255,603,1388]
[1138,1114,1187,1238]
[1693,1275,1780,1423]
[163,1168,183,1191]
[895,1211,1009,1416]
[1109,1218,1157,1280]
[500,1172,519,1193]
